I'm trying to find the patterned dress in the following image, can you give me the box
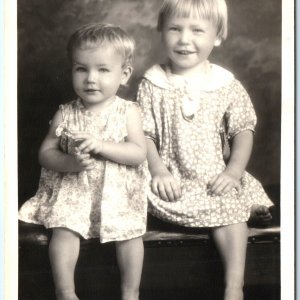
[137,63,273,227]
[18,97,148,243]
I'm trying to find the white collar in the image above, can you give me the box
[143,62,234,91]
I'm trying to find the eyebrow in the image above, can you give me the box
[72,61,108,67]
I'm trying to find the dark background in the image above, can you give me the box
[18,0,281,205]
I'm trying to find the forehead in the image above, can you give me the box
[163,11,218,34]
[73,44,124,65]
[166,15,214,27]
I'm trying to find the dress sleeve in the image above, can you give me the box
[225,80,257,139]
[55,104,68,137]
[136,78,158,143]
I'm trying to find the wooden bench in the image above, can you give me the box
[18,185,280,300]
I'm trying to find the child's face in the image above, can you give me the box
[71,44,131,111]
[162,15,221,76]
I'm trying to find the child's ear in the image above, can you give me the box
[121,65,133,85]
[214,37,222,47]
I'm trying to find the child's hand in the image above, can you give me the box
[151,170,181,202]
[74,151,95,171]
[208,171,241,196]
[72,131,103,155]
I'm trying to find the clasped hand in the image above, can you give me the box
[207,170,241,196]
[71,131,103,171]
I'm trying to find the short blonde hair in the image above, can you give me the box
[67,23,135,67]
[157,0,228,41]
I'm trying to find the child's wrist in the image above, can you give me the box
[224,166,243,180]
[151,165,169,177]
[97,140,104,154]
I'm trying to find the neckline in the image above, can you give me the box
[165,60,212,82]
[144,63,235,92]
[77,96,118,116]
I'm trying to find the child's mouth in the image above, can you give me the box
[85,89,99,93]
[175,50,194,55]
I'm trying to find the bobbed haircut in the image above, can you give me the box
[157,0,228,41]
[67,23,135,67]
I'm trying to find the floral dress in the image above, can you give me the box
[137,63,273,227]
[18,97,148,243]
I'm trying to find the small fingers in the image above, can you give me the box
[208,175,226,194]
[151,178,160,198]
[82,158,96,170]
[170,181,182,200]
[78,140,93,153]
[151,176,181,202]
[157,181,171,201]
[165,180,182,202]
[221,182,236,195]
[75,152,90,161]
[75,153,95,170]
[208,174,241,196]
[72,131,89,140]
[208,176,228,195]
[208,175,218,189]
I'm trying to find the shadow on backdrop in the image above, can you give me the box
[18,0,281,204]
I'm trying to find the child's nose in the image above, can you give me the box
[87,71,97,83]
[179,30,191,44]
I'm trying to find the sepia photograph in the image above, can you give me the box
[4,0,295,299]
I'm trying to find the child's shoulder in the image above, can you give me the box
[55,98,89,122]
[206,64,236,90]
[58,98,82,111]
[142,64,170,89]
[210,65,250,95]
[115,96,136,106]
[210,64,234,81]
[114,96,140,114]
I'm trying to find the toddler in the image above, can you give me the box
[19,23,147,300]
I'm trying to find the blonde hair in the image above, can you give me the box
[157,0,228,41]
[67,23,135,67]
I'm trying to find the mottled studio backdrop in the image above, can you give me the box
[18,0,281,205]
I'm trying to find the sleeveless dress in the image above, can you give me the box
[18,97,148,243]
[137,63,274,227]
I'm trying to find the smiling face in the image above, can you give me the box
[162,15,221,76]
[72,43,131,112]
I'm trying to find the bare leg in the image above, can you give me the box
[49,228,80,300]
[115,237,144,300]
[248,205,272,227]
[212,222,248,300]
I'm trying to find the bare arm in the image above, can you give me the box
[38,110,94,172]
[225,130,253,179]
[74,104,147,166]
[208,130,253,195]
[146,138,181,201]
[146,138,168,176]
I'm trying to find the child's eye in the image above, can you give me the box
[75,66,86,72]
[169,27,180,32]
[98,68,109,73]
[193,28,204,33]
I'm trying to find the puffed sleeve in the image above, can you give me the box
[136,78,158,143]
[225,80,257,139]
